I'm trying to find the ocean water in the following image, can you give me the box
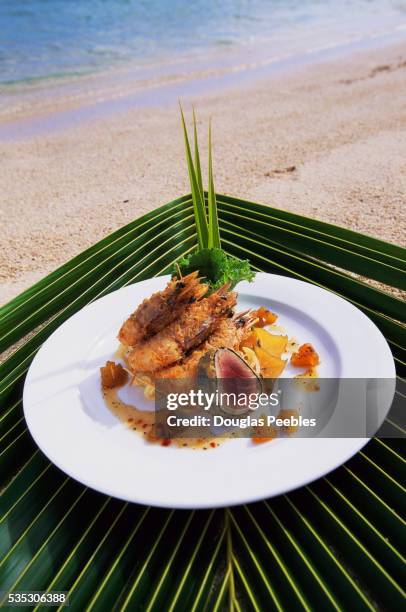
[1,0,406,86]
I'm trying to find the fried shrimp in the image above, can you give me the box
[127,286,237,373]
[156,313,254,379]
[118,271,207,347]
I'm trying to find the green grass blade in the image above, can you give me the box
[207,122,221,249]
[180,106,208,249]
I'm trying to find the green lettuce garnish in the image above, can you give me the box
[176,247,255,291]
[174,107,255,291]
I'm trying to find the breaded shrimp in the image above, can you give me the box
[127,286,237,373]
[118,271,207,347]
[156,313,254,379]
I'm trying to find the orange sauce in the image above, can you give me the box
[102,385,219,449]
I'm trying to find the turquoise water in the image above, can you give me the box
[1,0,406,85]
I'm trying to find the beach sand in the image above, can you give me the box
[1,41,405,305]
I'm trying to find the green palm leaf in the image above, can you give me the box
[1,191,405,611]
[193,108,204,201]
[207,122,221,249]
[179,107,208,250]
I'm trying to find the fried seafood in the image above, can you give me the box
[127,286,237,373]
[118,271,207,347]
[156,313,254,379]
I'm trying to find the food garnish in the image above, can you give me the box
[291,343,320,368]
[251,306,278,327]
[173,108,255,292]
[240,326,288,377]
[176,247,254,292]
[252,431,278,445]
[253,346,286,379]
[247,328,288,358]
[100,361,128,389]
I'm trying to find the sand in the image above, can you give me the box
[1,41,405,306]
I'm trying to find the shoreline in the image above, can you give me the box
[1,38,405,305]
[1,28,405,140]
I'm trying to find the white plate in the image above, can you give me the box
[23,273,395,508]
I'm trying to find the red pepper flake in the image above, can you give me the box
[142,423,148,429]
[210,442,216,448]
[161,439,171,447]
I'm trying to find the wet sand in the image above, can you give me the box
[1,40,405,305]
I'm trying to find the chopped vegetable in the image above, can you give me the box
[241,327,287,359]
[241,325,287,377]
[253,328,288,358]
[252,420,278,444]
[254,345,286,378]
[291,343,320,368]
[252,306,278,327]
[101,361,128,388]
[252,433,277,444]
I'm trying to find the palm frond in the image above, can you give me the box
[193,107,204,201]
[207,122,221,249]
[1,192,405,610]
[179,105,208,250]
